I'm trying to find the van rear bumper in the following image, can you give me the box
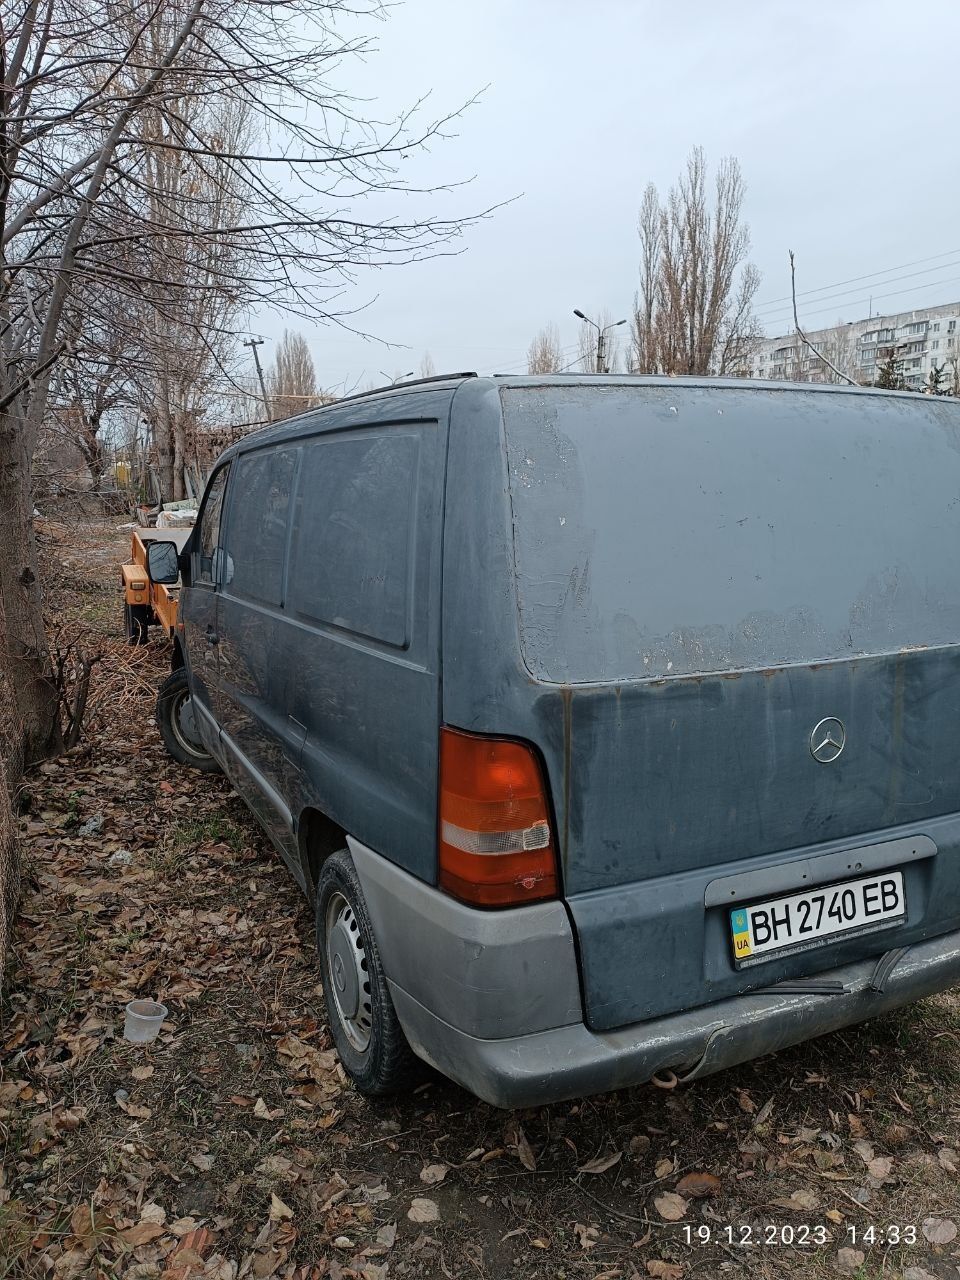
[389,929,960,1109]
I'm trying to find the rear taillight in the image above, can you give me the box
[439,727,558,907]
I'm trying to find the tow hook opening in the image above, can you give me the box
[650,1069,679,1090]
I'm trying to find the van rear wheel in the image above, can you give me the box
[156,669,220,772]
[316,849,418,1095]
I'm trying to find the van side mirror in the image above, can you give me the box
[146,540,180,585]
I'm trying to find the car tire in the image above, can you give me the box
[124,602,149,645]
[156,669,220,772]
[316,848,419,1095]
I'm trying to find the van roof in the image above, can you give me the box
[488,374,944,400]
[281,371,949,412]
[222,372,953,460]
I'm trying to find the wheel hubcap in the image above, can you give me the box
[172,690,210,759]
[324,891,372,1051]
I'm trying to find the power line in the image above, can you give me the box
[754,246,960,310]
[763,276,960,337]
[755,260,960,323]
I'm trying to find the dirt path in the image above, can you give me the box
[3,522,960,1280]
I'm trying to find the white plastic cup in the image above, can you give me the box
[124,999,168,1044]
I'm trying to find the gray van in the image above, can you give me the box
[147,374,960,1108]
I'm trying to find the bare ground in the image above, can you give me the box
[3,521,960,1280]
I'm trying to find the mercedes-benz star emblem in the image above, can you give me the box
[810,717,846,764]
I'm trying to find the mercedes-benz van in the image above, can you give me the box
[147,375,960,1107]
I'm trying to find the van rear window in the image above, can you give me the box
[502,384,960,683]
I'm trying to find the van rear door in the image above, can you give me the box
[501,383,960,1032]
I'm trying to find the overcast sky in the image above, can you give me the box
[250,0,960,392]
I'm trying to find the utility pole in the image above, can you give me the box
[244,337,271,420]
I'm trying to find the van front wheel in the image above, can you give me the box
[156,669,220,772]
[316,849,418,1095]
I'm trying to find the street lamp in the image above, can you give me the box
[573,310,627,374]
[379,370,415,385]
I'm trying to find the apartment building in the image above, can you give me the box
[745,302,960,390]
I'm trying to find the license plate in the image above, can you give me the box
[730,871,906,968]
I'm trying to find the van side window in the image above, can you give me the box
[195,463,230,585]
[288,433,419,647]
[224,449,296,607]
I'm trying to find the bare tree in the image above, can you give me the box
[51,298,140,487]
[631,148,761,375]
[632,185,661,374]
[526,323,565,374]
[419,351,437,378]
[0,0,480,769]
[134,95,253,498]
[815,323,858,385]
[268,330,323,420]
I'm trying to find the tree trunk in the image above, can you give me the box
[153,400,175,503]
[0,666,21,982]
[173,412,186,502]
[0,412,60,763]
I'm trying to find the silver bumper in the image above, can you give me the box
[391,928,960,1108]
[348,837,960,1110]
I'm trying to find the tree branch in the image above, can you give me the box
[789,249,856,386]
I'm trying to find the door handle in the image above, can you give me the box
[206,627,219,646]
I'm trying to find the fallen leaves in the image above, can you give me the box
[407,1197,440,1223]
[268,1193,293,1222]
[653,1192,687,1222]
[504,1121,537,1172]
[646,1262,683,1280]
[121,1219,166,1247]
[851,1138,874,1163]
[772,1188,820,1213]
[866,1155,893,1181]
[850,1138,894,1183]
[674,1171,720,1198]
[836,1246,865,1273]
[922,1216,957,1244]
[375,1222,397,1248]
[577,1150,623,1175]
[162,1227,216,1280]
[252,1097,283,1121]
[574,1223,600,1249]
[115,1098,151,1119]
[275,1031,339,1090]
[418,1162,448,1185]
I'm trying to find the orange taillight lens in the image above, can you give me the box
[439,727,558,907]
